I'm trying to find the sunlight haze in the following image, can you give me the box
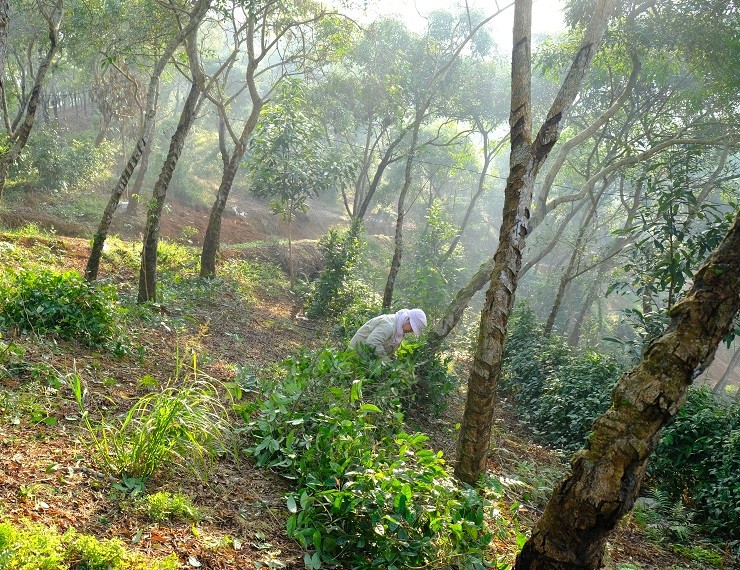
[362,0,566,49]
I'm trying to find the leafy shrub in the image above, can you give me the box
[499,304,621,451]
[71,372,232,481]
[289,430,491,570]
[0,520,64,569]
[15,127,115,193]
[0,520,178,569]
[245,348,491,569]
[0,269,124,347]
[404,342,458,414]
[649,386,740,539]
[306,222,367,319]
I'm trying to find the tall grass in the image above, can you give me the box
[70,355,232,482]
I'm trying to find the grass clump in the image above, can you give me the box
[0,520,178,569]
[137,491,201,522]
[70,366,232,482]
[0,268,125,348]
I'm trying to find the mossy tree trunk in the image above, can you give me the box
[138,31,205,302]
[515,211,740,569]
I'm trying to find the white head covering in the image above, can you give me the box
[393,308,427,345]
[408,308,427,334]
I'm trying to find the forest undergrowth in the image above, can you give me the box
[0,218,736,570]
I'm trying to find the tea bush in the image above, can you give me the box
[499,304,621,451]
[306,222,368,319]
[0,269,124,348]
[245,348,491,569]
[17,127,115,193]
[650,386,739,540]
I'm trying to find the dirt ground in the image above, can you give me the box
[0,192,736,569]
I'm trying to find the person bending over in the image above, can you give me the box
[349,308,427,359]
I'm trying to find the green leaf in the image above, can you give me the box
[287,495,297,513]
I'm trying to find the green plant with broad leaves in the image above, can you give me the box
[244,347,491,569]
[649,386,739,541]
[69,356,232,482]
[0,268,126,349]
[499,304,621,451]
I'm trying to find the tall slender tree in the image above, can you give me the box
[138,29,206,302]
[200,0,333,278]
[85,0,211,280]
[455,0,619,485]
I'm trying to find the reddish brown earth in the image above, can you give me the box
[0,191,735,569]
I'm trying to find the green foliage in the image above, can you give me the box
[290,432,491,570]
[136,491,201,523]
[246,79,356,225]
[399,199,464,320]
[608,155,736,351]
[649,386,740,539]
[14,127,115,193]
[499,304,621,451]
[70,369,232,482]
[306,221,378,320]
[0,520,178,569]
[0,269,125,348]
[245,348,490,569]
[409,343,458,414]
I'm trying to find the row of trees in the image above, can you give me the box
[1,0,738,566]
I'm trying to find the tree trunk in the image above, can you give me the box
[567,275,600,347]
[426,258,495,355]
[382,109,424,310]
[0,1,60,197]
[515,211,740,569]
[455,0,534,484]
[544,194,601,335]
[200,48,263,279]
[455,0,618,485]
[138,79,202,303]
[125,121,154,217]
[200,154,240,278]
[86,0,209,280]
[713,344,740,395]
[0,0,8,83]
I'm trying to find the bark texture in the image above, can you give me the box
[516,211,740,569]
[138,79,201,302]
[455,0,618,485]
[86,0,209,280]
